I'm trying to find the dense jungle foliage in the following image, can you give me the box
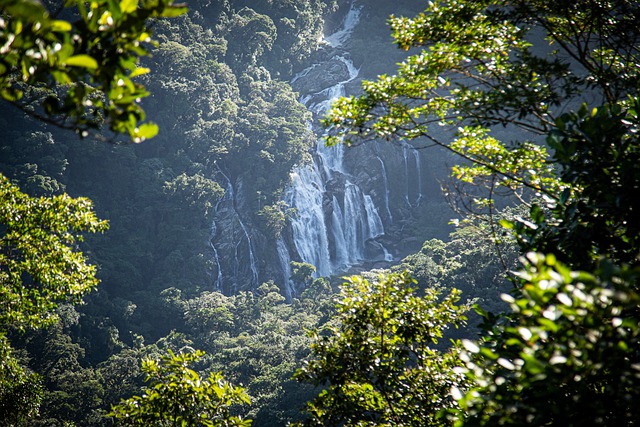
[1,0,639,426]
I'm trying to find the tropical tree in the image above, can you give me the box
[178,281,334,427]
[454,253,640,426]
[320,0,640,425]
[295,272,469,426]
[327,0,639,135]
[449,92,640,426]
[0,0,186,140]
[1,0,187,423]
[0,174,107,424]
[324,0,639,241]
[512,98,640,269]
[110,349,251,427]
[0,174,108,331]
[0,334,43,426]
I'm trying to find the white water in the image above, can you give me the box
[372,240,394,262]
[206,0,430,293]
[209,222,223,291]
[364,194,384,238]
[403,144,411,206]
[412,146,424,205]
[286,165,332,276]
[309,56,359,120]
[330,195,349,265]
[212,169,259,290]
[402,142,425,207]
[237,214,259,288]
[324,3,362,48]
[342,183,365,263]
[276,238,294,301]
[373,144,393,222]
[284,1,393,279]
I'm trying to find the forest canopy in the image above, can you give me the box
[311,0,640,425]
[1,0,639,426]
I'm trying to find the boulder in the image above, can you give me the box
[291,57,351,94]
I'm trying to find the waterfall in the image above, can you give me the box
[342,183,366,263]
[237,215,259,288]
[310,56,359,120]
[403,144,412,207]
[373,145,393,222]
[211,169,259,290]
[330,195,349,267]
[402,142,425,207]
[364,195,384,238]
[209,222,223,290]
[276,238,294,301]
[372,240,394,262]
[413,148,424,205]
[286,166,332,276]
[282,0,392,280]
[324,3,362,48]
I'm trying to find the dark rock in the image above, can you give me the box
[291,57,351,94]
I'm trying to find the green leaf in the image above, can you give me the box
[499,219,514,229]
[5,0,47,20]
[120,0,138,14]
[130,67,150,78]
[133,122,159,141]
[63,55,98,70]
[1,88,23,102]
[50,20,72,32]
[479,346,498,360]
[537,318,559,333]
[157,4,188,17]
[521,353,546,375]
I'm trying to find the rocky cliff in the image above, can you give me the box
[209,0,454,297]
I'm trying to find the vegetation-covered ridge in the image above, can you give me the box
[0,0,639,426]
[1,0,339,424]
[311,0,640,425]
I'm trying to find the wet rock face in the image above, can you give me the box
[209,176,260,295]
[208,0,441,297]
[323,0,353,35]
[291,56,351,94]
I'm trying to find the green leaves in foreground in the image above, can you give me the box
[0,0,186,140]
[0,334,43,425]
[324,0,639,218]
[0,173,106,424]
[0,173,108,331]
[295,272,469,426]
[110,349,251,427]
[455,253,640,426]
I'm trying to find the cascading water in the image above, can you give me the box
[284,1,392,280]
[323,4,362,48]
[403,144,412,207]
[330,195,349,264]
[206,0,430,294]
[236,214,259,288]
[209,222,223,291]
[412,146,424,206]
[276,238,294,301]
[373,143,393,222]
[210,169,259,291]
[401,141,425,207]
[286,165,332,276]
[342,183,366,263]
[364,195,384,238]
